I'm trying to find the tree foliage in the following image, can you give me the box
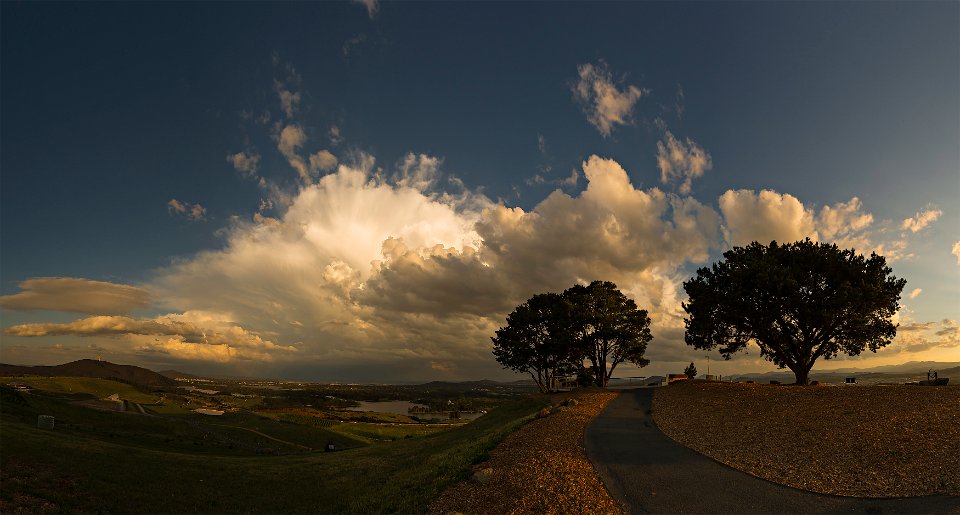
[491,293,579,393]
[683,239,905,384]
[563,281,652,387]
[684,362,697,379]
[492,281,653,390]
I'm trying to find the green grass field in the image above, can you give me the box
[331,421,450,443]
[3,375,160,403]
[1,383,549,513]
[267,410,449,443]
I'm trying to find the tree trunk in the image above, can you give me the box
[589,356,603,388]
[597,345,608,387]
[792,365,812,385]
[596,363,607,387]
[605,362,618,387]
[530,371,547,394]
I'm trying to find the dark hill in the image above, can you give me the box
[0,359,176,389]
[419,379,502,388]
[157,369,202,380]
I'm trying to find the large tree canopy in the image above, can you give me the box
[564,281,652,387]
[491,293,579,393]
[683,239,906,384]
[492,281,652,390]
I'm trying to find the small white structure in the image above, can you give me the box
[104,393,126,411]
[193,408,224,416]
[37,415,55,429]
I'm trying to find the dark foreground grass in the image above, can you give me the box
[2,389,549,513]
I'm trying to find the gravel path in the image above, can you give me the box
[585,388,960,514]
[430,391,622,514]
[653,381,960,497]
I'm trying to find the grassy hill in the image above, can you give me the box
[2,375,160,404]
[1,384,549,513]
[0,382,371,454]
[0,359,176,389]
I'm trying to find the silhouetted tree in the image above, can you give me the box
[684,362,698,379]
[683,240,905,385]
[492,293,579,393]
[564,281,652,387]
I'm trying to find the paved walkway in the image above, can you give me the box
[584,388,960,514]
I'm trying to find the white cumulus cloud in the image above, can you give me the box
[573,61,646,138]
[719,189,815,247]
[718,190,930,262]
[276,124,311,184]
[168,199,206,221]
[894,318,960,354]
[18,137,934,379]
[309,150,338,173]
[141,155,722,379]
[226,150,261,178]
[394,153,441,192]
[276,88,300,119]
[656,131,712,194]
[816,197,874,241]
[901,208,942,233]
[813,197,877,253]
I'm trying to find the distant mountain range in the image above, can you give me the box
[0,359,177,389]
[603,362,960,385]
[728,362,959,384]
[810,361,960,375]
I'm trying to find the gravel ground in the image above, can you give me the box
[430,391,622,515]
[653,381,960,498]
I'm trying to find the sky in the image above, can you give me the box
[1,1,958,382]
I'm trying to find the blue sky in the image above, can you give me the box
[2,1,957,381]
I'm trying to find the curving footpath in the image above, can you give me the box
[584,388,960,514]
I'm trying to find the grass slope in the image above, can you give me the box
[2,386,548,513]
[2,375,160,403]
[0,359,176,388]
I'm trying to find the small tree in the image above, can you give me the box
[575,366,596,388]
[683,240,905,385]
[564,281,652,387]
[492,293,579,393]
[684,362,698,379]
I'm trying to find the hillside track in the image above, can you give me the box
[207,422,313,450]
[585,388,960,514]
